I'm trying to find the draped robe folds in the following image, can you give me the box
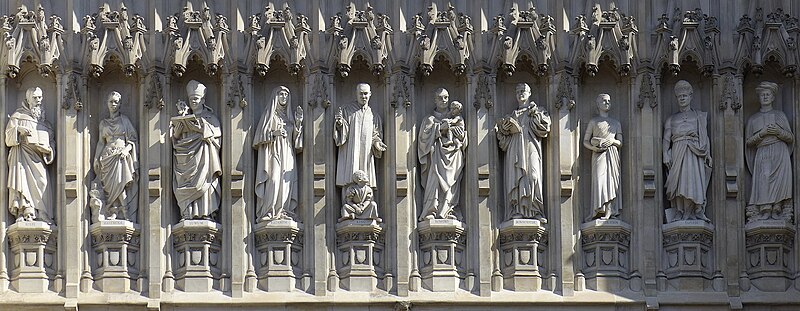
[94,115,138,221]
[496,104,550,220]
[418,110,468,220]
[5,110,55,223]
[253,110,302,222]
[586,117,622,218]
[334,103,383,187]
[664,110,711,208]
[745,109,793,207]
[172,110,222,220]
[342,183,379,220]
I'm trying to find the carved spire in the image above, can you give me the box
[248,4,310,76]
[1,5,64,78]
[81,3,147,78]
[167,2,229,77]
[407,3,473,76]
[490,4,555,76]
[326,4,392,77]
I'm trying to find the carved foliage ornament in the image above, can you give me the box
[735,8,799,77]
[569,6,637,77]
[63,73,83,111]
[144,73,164,110]
[490,4,555,76]
[81,3,147,78]
[409,3,473,76]
[226,73,246,108]
[555,74,575,110]
[167,2,229,77]
[326,4,392,77]
[248,4,310,76]
[308,74,330,108]
[654,8,720,77]
[1,5,64,78]
[473,74,493,109]
[636,73,656,109]
[390,73,411,108]
[720,73,740,111]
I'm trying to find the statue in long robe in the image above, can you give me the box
[663,80,712,223]
[418,88,468,221]
[496,83,550,223]
[91,91,138,223]
[583,94,622,221]
[334,83,386,192]
[172,80,222,221]
[253,86,303,223]
[6,87,55,224]
[745,81,794,223]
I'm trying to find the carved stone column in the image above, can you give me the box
[254,219,303,291]
[744,220,795,292]
[498,219,547,291]
[335,219,384,291]
[661,220,714,290]
[418,219,466,292]
[7,221,57,292]
[580,219,631,291]
[89,220,140,292]
[173,220,222,292]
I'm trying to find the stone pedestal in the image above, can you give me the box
[498,219,547,291]
[335,219,384,291]
[173,220,222,292]
[744,220,795,292]
[90,220,141,292]
[7,221,57,293]
[254,219,303,291]
[580,219,631,291]
[418,219,466,292]
[662,220,714,291]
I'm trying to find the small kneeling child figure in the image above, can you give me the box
[340,170,382,223]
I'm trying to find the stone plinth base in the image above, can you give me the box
[335,219,383,291]
[254,219,303,292]
[498,219,547,291]
[90,220,140,293]
[173,220,222,292]
[662,220,714,291]
[418,219,466,292]
[7,221,57,293]
[744,220,795,292]
[580,219,631,292]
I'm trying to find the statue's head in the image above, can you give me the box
[275,86,290,107]
[434,87,449,110]
[24,87,43,109]
[107,91,122,114]
[515,83,531,106]
[595,93,611,112]
[449,100,463,116]
[674,80,693,109]
[756,81,778,107]
[352,170,369,185]
[186,80,206,112]
[356,83,371,107]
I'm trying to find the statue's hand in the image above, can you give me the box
[295,105,304,124]
[374,140,387,152]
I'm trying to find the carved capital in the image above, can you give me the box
[1,5,64,78]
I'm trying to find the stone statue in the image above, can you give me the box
[496,83,550,223]
[253,86,303,222]
[334,83,386,194]
[171,80,222,221]
[418,88,468,221]
[6,87,55,223]
[745,81,794,223]
[338,170,381,222]
[663,80,712,223]
[91,91,138,223]
[583,94,622,221]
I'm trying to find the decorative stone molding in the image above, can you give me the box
[735,8,799,77]
[472,73,494,109]
[0,4,64,78]
[308,73,330,109]
[247,4,310,76]
[569,6,638,76]
[554,74,575,110]
[653,8,720,76]
[166,2,229,76]
[490,4,556,76]
[326,4,392,77]
[719,73,740,111]
[80,3,147,78]
[172,220,222,292]
[744,220,795,292]
[226,72,246,108]
[636,73,656,109]
[62,73,83,111]
[418,219,466,292]
[254,219,303,291]
[408,3,473,76]
[144,73,164,110]
[661,221,714,282]
[580,219,631,291]
[498,219,548,291]
[7,221,57,293]
[89,220,141,292]
[390,73,411,108]
[335,219,384,291]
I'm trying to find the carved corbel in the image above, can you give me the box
[166,2,229,77]
[326,4,392,77]
[734,8,798,77]
[0,5,64,78]
[490,4,555,76]
[62,73,82,111]
[472,74,494,109]
[390,73,411,108]
[554,74,575,110]
[81,3,146,78]
[144,73,164,110]
[568,6,637,77]
[247,4,310,77]
[407,3,473,76]
[653,8,720,77]
[308,74,330,109]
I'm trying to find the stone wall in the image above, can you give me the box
[0,0,798,310]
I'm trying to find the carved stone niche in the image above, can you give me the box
[173,219,222,292]
[580,219,631,292]
[744,220,795,292]
[335,219,384,291]
[7,221,57,293]
[418,219,466,292]
[90,220,141,292]
[661,220,714,291]
[498,219,547,291]
[253,219,303,292]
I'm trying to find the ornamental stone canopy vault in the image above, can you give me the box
[0,1,798,311]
